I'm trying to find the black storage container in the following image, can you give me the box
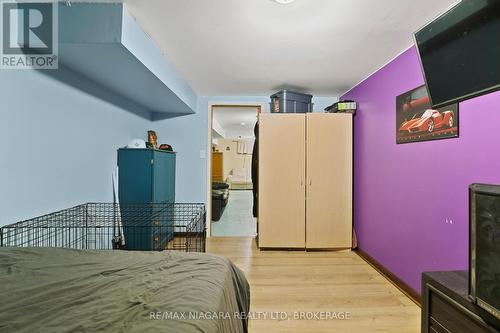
[270,90,313,113]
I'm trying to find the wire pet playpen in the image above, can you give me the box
[0,203,206,252]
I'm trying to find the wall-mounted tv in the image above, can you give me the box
[415,0,500,108]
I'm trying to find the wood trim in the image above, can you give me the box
[259,247,306,251]
[305,247,351,252]
[258,247,351,252]
[355,248,422,306]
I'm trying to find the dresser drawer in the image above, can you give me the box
[429,318,451,333]
[429,326,440,333]
[430,289,492,333]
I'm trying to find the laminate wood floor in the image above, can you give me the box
[206,237,420,333]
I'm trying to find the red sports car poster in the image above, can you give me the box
[396,85,459,144]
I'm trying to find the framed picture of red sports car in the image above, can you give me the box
[396,85,459,144]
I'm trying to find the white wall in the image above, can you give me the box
[0,70,151,226]
[152,96,266,205]
[215,139,254,180]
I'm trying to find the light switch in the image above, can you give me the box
[199,150,206,159]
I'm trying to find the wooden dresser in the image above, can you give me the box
[422,271,499,333]
[212,151,223,182]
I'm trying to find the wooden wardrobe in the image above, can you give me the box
[258,112,352,249]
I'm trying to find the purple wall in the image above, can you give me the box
[342,46,500,293]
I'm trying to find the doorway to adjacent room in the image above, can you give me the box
[208,104,262,237]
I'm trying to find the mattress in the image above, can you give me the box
[0,248,250,333]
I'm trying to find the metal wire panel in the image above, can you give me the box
[0,203,206,252]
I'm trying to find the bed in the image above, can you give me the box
[226,168,253,190]
[0,247,250,333]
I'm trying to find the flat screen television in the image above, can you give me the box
[415,0,500,108]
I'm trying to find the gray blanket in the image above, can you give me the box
[0,248,250,333]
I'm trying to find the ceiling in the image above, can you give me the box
[124,0,459,96]
[212,106,259,139]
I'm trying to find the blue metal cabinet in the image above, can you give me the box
[118,148,176,204]
[117,148,176,250]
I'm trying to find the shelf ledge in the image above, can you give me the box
[58,3,197,118]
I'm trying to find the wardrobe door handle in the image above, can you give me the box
[309,180,312,186]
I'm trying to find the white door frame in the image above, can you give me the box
[206,101,266,237]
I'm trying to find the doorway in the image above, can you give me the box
[208,104,262,237]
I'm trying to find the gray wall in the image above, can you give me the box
[0,70,151,226]
[0,69,338,226]
[150,97,213,203]
[152,95,338,205]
